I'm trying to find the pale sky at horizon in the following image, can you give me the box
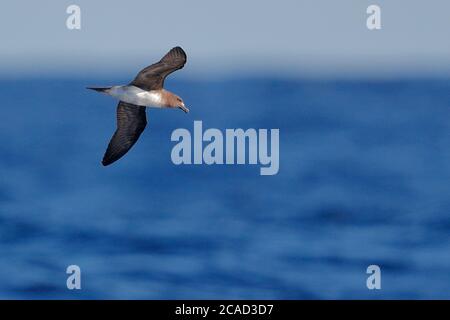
[1,0,449,77]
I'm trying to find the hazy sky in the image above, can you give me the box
[1,0,449,77]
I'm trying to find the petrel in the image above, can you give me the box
[87,46,188,166]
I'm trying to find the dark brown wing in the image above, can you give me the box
[129,46,187,91]
[102,101,147,166]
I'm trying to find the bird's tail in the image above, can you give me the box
[86,87,111,93]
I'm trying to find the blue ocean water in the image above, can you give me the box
[0,77,449,299]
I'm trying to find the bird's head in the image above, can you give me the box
[171,95,189,113]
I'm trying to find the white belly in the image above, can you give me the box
[108,85,163,107]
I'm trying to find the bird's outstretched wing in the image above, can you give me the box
[130,46,187,91]
[102,101,147,166]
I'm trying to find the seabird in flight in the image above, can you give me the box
[87,46,189,166]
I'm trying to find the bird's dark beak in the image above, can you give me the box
[86,87,111,93]
[178,105,189,113]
